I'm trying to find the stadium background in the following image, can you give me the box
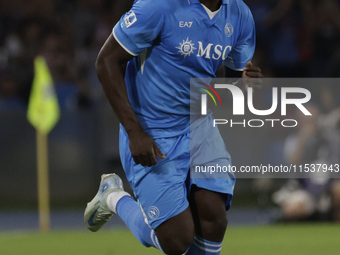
[1,0,340,254]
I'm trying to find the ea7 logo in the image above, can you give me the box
[179,21,193,27]
[201,84,312,116]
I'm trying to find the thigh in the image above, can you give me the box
[190,115,235,210]
[119,127,191,229]
[136,160,190,230]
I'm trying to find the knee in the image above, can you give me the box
[191,188,229,240]
[160,232,194,255]
[155,207,195,254]
[200,212,228,238]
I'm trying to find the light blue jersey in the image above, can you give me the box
[113,0,255,138]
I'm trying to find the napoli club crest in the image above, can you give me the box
[224,23,233,37]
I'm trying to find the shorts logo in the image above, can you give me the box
[224,23,233,37]
[124,11,137,28]
[148,206,160,220]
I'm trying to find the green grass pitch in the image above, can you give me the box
[1,224,339,255]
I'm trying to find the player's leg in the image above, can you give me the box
[109,189,194,253]
[83,173,157,246]
[108,180,194,254]
[115,128,194,254]
[184,186,229,255]
[189,186,228,241]
[84,171,194,254]
[154,207,194,254]
[185,114,235,254]
[109,193,162,249]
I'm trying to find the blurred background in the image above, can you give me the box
[1,0,340,233]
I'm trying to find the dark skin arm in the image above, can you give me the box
[96,35,166,167]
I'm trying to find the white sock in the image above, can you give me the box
[106,191,131,214]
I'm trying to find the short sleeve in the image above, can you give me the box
[224,8,256,71]
[112,0,165,56]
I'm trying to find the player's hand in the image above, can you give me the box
[242,61,263,90]
[128,129,166,167]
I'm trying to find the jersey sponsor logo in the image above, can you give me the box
[176,38,232,60]
[197,42,232,60]
[179,21,193,28]
[148,206,160,220]
[124,11,137,28]
[176,37,196,58]
[224,23,233,37]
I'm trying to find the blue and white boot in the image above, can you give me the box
[84,173,130,232]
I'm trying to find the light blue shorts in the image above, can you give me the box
[119,114,235,229]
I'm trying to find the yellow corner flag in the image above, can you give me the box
[27,56,60,233]
[27,56,60,134]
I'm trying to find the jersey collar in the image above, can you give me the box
[188,0,229,4]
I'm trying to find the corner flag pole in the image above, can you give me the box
[27,56,60,233]
[36,129,50,232]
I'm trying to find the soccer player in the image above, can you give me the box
[85,0,262,254]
